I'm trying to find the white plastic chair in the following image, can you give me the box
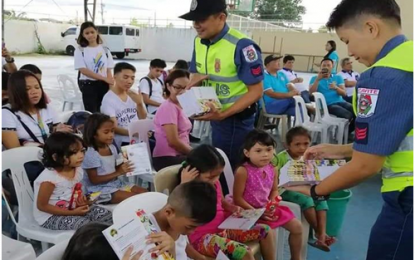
[2,235,36,260]
[312,93,349,144]
[293,96,329,144]
[112,192,168,223]
[35,239,69,260]
[2,147,75,252]
[127,119,156,186]
[216,147,309,260]
[57,75,84,111]
[191,120,211,140]
[257,98,290,139]
[216,148,235,194]
[154,165,182,195]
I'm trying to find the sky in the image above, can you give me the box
[4,0,342,29]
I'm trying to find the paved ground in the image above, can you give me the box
[10,55,382,260]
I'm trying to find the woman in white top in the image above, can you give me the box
[75,22,115,113]
[2,70,71,149]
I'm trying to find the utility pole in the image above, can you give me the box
[101,0,105,24]
[2,0,5,41]
[84,0,97,23]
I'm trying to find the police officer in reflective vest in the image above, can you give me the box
[288,1,413,259]
[180,0,264,193]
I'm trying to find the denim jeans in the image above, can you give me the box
[211,115,255,194]
[265,98,296,116]
[328,101,355,132]
[366,187,413,260]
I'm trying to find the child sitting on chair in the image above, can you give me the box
[82,113,147,204]
[272,126,335,251]
[34,132,113,230]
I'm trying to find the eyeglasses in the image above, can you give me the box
[171,85,186,91]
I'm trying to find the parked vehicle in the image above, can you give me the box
[61,25,141,59]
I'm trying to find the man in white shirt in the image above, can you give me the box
[101,62,147,147]
[337,57,360,103]
[2,46,17,73]
[280,55,313,104]
[139,59,167,114]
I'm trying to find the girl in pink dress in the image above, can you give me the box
[233,129,303,260]
[181,144,276,260]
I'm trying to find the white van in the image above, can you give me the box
[61,25,142,59]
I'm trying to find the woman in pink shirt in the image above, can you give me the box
[181,145,276,260]
[153,70,192,171]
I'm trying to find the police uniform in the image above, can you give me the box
[351,35,413,259]
[180,0,264,188]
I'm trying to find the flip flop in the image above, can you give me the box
[325,236,337,246]
[308,240,330,252]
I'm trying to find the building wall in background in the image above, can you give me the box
[253,0,413,73]
[4,20,72,54]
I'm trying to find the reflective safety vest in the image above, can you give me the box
[353,41,413,193]
[194,28,248,111]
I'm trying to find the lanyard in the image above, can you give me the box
[28,110,48,141]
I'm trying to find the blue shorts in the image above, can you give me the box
[366,187,413,260]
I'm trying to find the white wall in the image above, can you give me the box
[4,20,73,53]
[134,28,196,61]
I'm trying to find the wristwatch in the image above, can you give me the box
[5,57,14,63]
[310,184,330,201]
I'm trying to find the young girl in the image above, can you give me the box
[34,132,112,230]
[82,113,147,204]
[272,126,335,252]
[233,129,303,260]
[181,144,276,260]
[75,22,115,113]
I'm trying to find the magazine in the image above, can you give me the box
[278,160,346,187]
[218,209,265,230]
[121,143,153,177]
[177,87,222,117]
[103,209,174,260]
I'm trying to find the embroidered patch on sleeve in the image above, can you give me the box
[357,88,379,118]
[250,65,263,77]
[355,123,369,145]
[242,45,259,63]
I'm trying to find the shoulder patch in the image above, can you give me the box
[357,88,379,118]
[242,45,258,63]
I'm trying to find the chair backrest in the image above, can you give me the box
[3,235,36,260]
[260,98,267,113]
[112,192,168,224]
[35,238,69,260]
[293,96,310,126]
[216,148,234,194]
[2,147,43,225]
[128,119,155,156]
[57,75,81,100]
[154,165,181,195]
[312,92,330,121]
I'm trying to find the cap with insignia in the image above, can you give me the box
[179,0,227,21]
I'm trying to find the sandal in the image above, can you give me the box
[325,236,337,246]
[308,239,330,252]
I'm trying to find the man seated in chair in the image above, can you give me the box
[309,58,355,131]
[262,55,314,117]
[100,62,147,148]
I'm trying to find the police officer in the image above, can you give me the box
[288,0,413,259]
[180,0,264,193]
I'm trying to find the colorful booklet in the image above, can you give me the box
[278,160,346,187]
[218,209,265,230]
[103,209,174,260]
[177,87,222,117]
[121,143,153,177]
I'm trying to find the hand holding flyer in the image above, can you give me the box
[121,143,153,176]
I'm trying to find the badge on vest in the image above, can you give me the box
[215,59,221,73]
[242,45,258,63]
[357,88,379,118]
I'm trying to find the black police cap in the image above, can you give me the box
[179,0,227,21]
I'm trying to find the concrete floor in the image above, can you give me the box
[10,55,383,260]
